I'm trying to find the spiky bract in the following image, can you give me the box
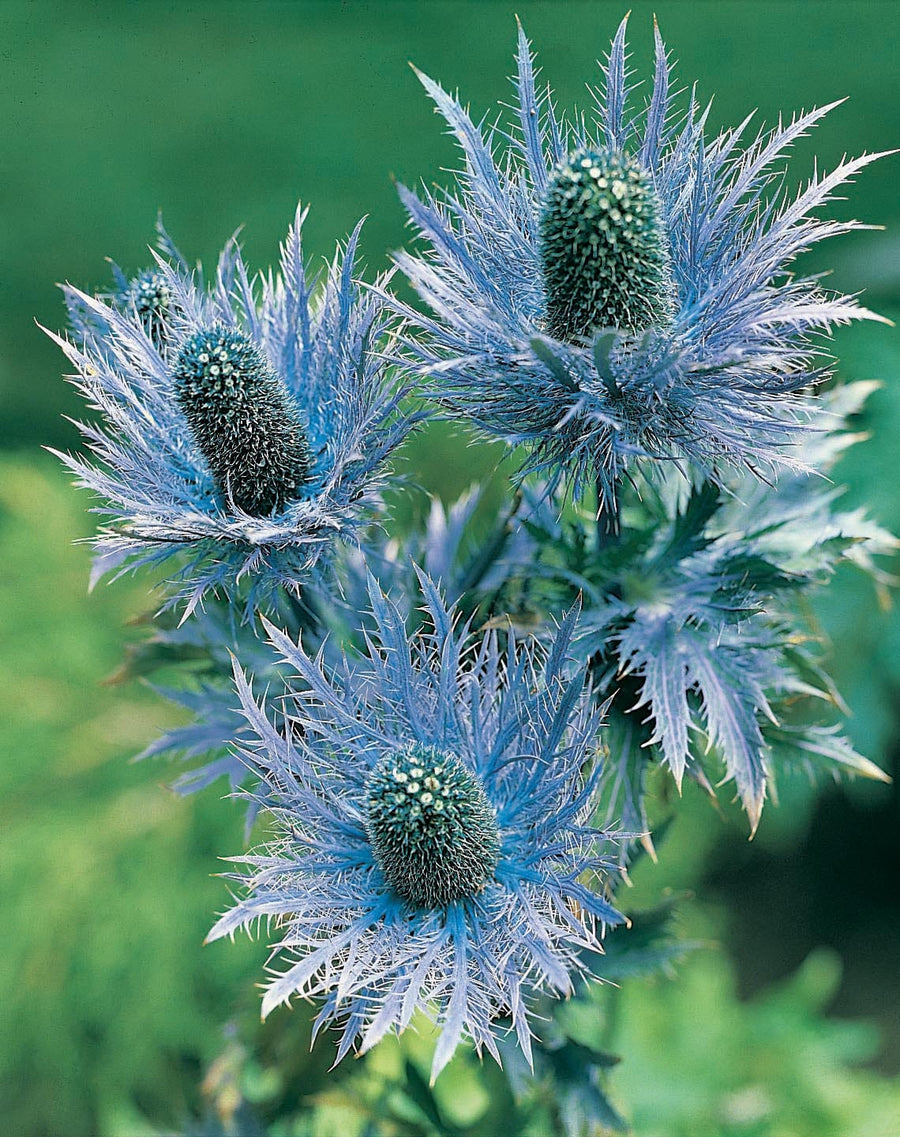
[128,588,332,830]
[207,574,622,1080]
[365,744,500,908]
[50,207,414,619]
[392,17,887,504]
[485,383,893,834]
[540,148,674,340]
[173,325,312,517]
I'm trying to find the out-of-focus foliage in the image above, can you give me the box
[141,903,900,1137]
[613,948,900,1137]
[0,458,265,1137]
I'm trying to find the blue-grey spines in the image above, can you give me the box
[172,325,312,517]
[127,269,175,344]
[539,148,675,341]
[365,745,501,908]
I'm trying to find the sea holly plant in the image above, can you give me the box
[391,16,891,508]
[50,16,894,1137]
[49,206,415,620]
[208,579,623,1082]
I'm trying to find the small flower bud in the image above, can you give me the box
[126,269,176,345]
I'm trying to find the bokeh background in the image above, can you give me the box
[2,2,898,1134]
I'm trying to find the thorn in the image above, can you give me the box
[639,831,658,863]
[745,791,765,839]
[691,764,717,798]
[855,758,892,784]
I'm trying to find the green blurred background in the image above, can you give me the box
[2,2,898,1134]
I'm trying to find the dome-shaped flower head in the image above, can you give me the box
[392,16,889,505]
[207,572,623,1080]
[48,207,414,619]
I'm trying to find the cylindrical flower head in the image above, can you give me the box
[540,148,674,340]
[208,574,622,1080]
[365,745,501,907]
[393,17,889,503]
[172,325,312,517]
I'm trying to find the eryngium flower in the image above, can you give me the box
[392,17,888,503]
[207,575,623,1080]
[48,207,413,618]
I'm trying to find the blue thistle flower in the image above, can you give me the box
[48,207,415,619]
[207,573,623,1080]
[392,16,890,503]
